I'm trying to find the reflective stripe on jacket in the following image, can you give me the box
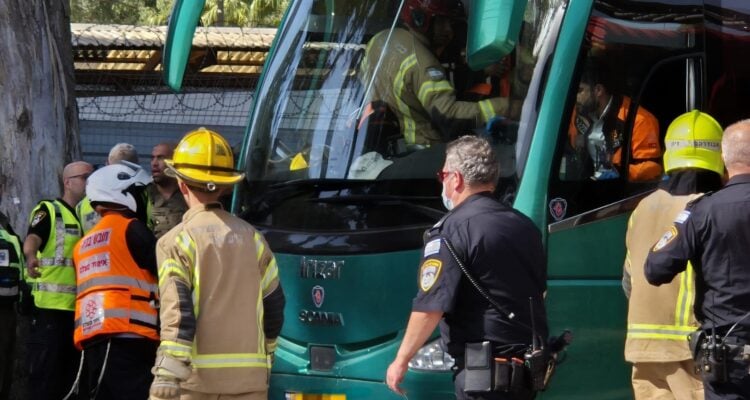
[0,227,23,300]
[624,189,700,362]
[27,200,81,311]
[73,213,159,349]
[361,27,507,146]
[156,203,281,394]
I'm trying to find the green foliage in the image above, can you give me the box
[72,0,289,27]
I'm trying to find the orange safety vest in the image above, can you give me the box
[73,213,159,349]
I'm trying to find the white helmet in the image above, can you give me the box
[86,163,152,212]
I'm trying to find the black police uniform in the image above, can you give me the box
[413,192,547,400]
[645,174,750,400]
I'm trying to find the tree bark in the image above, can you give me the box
[0,0,80,234]
[0,1,79,399]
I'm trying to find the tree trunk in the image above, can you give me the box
[0,0,79,231]
[0,1,79,399]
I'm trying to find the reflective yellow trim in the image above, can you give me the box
[193,255,201,318]
[417,80,452,105]
[192,352,270,369]
[176,232,196,267]
[160,340,192,358]
[627,332,691,340]
[628,323,695,332]
[159,258,189,287]
[266,340,277,353]
[394,54,417,144]
[478,99,496,121]
[261,258,279,294]
[257,287,265,353]
[254,231,265,261]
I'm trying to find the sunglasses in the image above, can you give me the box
[436,170,455,183]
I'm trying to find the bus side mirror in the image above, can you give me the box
[466,0,527,71]
[163,0,207,91]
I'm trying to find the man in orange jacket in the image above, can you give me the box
[73,163,159,400]
[567,61,662,181]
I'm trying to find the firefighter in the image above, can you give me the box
[567,60,662,181]
[149,128,285,400]
[360,0,509,148]
[0,210,23,400]
[72,163,158,399]
[149,142,187,239]
[646,119,750,398]
[623,110,724,399]
[23,161,93,400]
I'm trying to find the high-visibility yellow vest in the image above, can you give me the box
[27,200,82,311]
[0,227,23,301]
[78,193,155,235]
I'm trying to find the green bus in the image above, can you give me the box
[163,0,750,398]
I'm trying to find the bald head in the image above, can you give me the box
[108,143,139,164]
[722,120,750,177]
[62,161,93,206]
[62,161,93,180]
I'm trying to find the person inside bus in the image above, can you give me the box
[360,0,509,150]
[565,60,663,181]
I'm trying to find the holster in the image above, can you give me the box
[463,341,541,393]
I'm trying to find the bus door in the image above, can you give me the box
[543,1,703,397]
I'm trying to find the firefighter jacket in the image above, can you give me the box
[624,189,700,362]
[568,96,662,181]
[73,213,159,349]
[148,184,187,239]
[26,200,81,311]
[361,27,507,146]
[0,218,24,303]
[156,203,281,394]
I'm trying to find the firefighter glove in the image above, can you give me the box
[149,374,180,400]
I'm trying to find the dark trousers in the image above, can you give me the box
[84,337,158,400]
[453,368,536,400]
[704,358,750,400]
[26,308,81,400]
[0,304,15,400]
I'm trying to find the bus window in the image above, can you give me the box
[549,6,702,221]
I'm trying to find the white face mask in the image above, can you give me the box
[441,184,454,210]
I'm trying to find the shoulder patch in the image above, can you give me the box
[30,211,47,227]
[426,67,445,81]
[674,210,691,224]
[424,239,441,257]
[653,226,678,252]
[419,259,442,292]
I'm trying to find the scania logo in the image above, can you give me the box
[312,285,325,308]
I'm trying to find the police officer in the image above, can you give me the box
[623,111,724,399]
[73,163,158,400]
[386,136,547,400]
[646,119,750,399]
[149,128,285,400]
[361,0,509,148]
[23,161,93,400]
[149,142,187,239]
[0,210,23,400]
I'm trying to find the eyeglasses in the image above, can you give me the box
[436,170,455,183]
[66,173,91,181]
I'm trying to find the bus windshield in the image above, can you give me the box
[236,0,568,240]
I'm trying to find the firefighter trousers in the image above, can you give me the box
[631,360,703,399]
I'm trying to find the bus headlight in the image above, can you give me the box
[408,340,455,371]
